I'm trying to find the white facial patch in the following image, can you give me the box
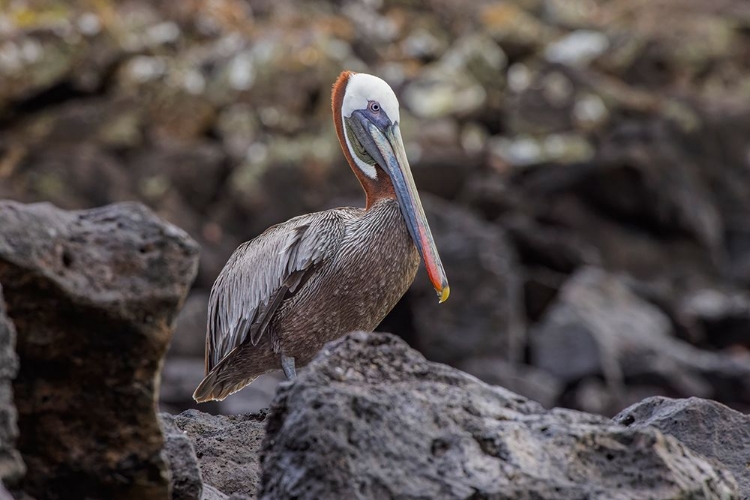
[342,73,401,122]
[341,73,401,180]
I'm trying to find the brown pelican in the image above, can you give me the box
[193,71,449,402]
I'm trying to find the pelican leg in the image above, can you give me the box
[281,354,297,380]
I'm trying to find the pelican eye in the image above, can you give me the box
[368,101,381,113]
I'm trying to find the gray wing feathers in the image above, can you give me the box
[205,211,346,372]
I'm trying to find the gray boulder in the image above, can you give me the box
[260,331,737,499]
[615,396,750,497]
[0,201,199,499]
[172,409,267,499]
[531,267,750,414]
[411,197,525,364]
[676,288,750,349]
[0,286,24,487]
[161,413,203,500]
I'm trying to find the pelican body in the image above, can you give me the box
[194,72,449,402]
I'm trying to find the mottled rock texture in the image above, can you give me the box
[0,200,199,499]
[4,0,750,419]
[0,287,24,487]
[615,396,750,498]
[161,413,203,500]
[172,410,266,500]
[260,331,737,500]
[531,267,750,415]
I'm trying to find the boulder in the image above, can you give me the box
[161,414,203,500]
[0,287,24,486]
[530,266,672,386]
[531,267,750,414]
[510,125,721,288]
[615,396,750,497]
[582,121,723,253]
[0,201,199,499]
[502,214,601,274]
[172,410,267,499]
[260,331,737,499]
[410,196,525,364]
[201,485,227,500]
[676,288,750,349]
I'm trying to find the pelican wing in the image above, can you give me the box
[205,211,346,373]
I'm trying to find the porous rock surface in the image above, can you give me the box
[0,200,199,499]
[161,413,203,500]
[0,287,24,487]
[171,410,267,500]
[531,267,750,414]
[615,396,750,497]
[260,331,738,500]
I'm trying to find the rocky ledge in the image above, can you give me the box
[0,200,199,499]
[166,331,746,500]
[0,199,747,499]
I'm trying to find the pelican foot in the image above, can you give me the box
[281,354,297,380]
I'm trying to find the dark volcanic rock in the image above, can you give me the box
[411,196,525,364]
[172,409,267,499]
[160,414,203,500]
[0,201,199,500]
[615,397,750,497]
[0,287,24,487]
[530,266,672,386]
[581,125,724,253]
[503,214,601,274]
[260,331,737,500]
[677,288,750,349]
[531,266,750,414]
[201,485,227,500]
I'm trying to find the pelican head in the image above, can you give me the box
[332,71,449,303]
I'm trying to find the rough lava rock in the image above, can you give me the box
[260,331,737,500]
[531,266,750,414]
[0,201,199,500]
[531,266,673,386]
[171,410,267,499]
[615,396,750,497]
[0,286,24,487]
[160,413,203,500]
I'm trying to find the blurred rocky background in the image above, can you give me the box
[1,0,750,420]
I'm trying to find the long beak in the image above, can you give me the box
[352,116,450,302]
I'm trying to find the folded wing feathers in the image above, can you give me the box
[205,212,346,372]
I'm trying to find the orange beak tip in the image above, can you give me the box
[437,285,450,303]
